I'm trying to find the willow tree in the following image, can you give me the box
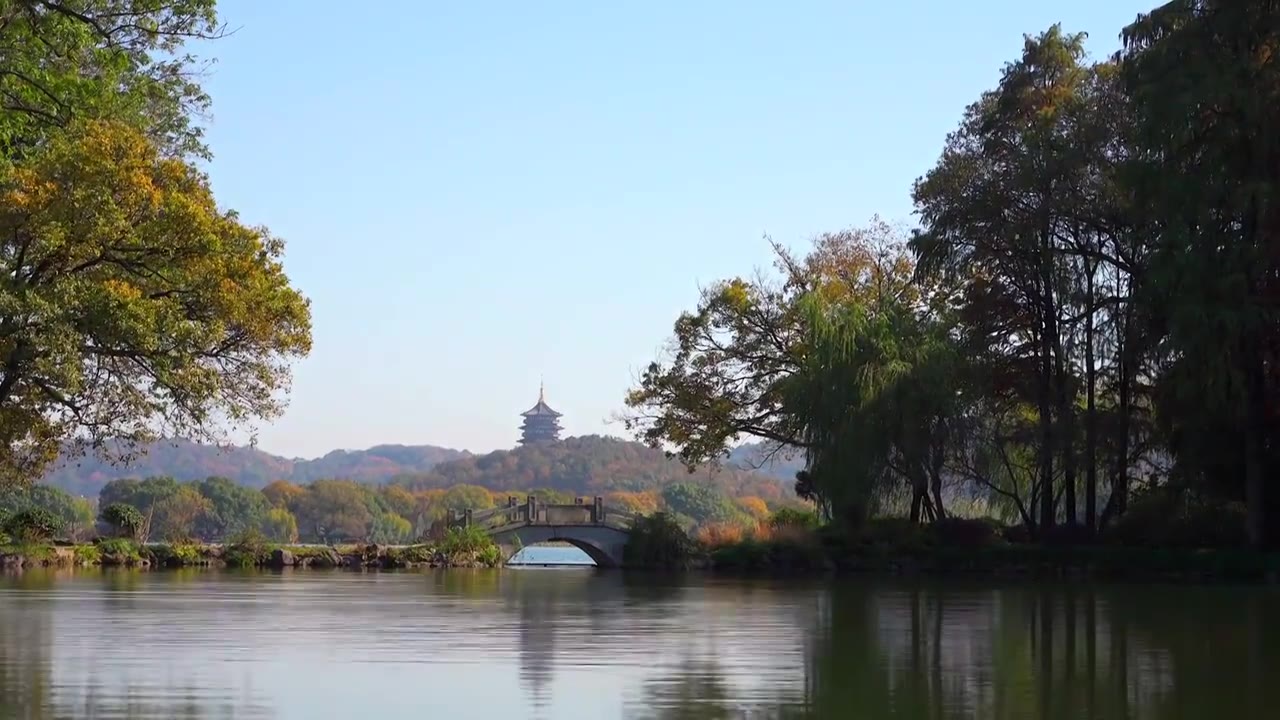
[779,286,961,527]
[624,219,917,468]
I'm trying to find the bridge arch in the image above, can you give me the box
[492,525,630,569]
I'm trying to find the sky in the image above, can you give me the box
[198,0,1156,459]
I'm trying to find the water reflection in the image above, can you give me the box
[0,570,1276,719]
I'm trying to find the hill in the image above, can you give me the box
[38,435,792,504]
[40,439,470,496]
[393,435,787,500]
[726,441,805,482]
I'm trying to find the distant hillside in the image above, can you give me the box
[393,435,788,501]
[726,441,804,482]
[38,435,792,502]
[41,439,470,496]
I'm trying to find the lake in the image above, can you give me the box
[1,565,1277,719]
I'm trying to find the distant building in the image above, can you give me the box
[519,382,563,445]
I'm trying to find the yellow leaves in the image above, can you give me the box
[719,278,755,311]
[736,495,770,520]
[0,118,312,482]
[101,279,143,302]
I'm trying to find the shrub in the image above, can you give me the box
[476,543,502,567]
[152,542,202,567]
[1106,489,1248,549]
[709,524,825,573]
[95,538,144,565]
[770,507,819,530]
[3,507,61,543]
[439,526,494,556]
[696,521,746,549]
[623,513,695,570]
[224,528,271,567]
[100,503,144,539]
[928,517,1004,549]
[386,544,435,566]
[859,517,928,549]
[73,544,102,565]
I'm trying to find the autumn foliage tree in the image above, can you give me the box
[0,2,310,488]
[0,119,311,486]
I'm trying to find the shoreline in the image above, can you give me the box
[3,541,1279,584]
[0,541,500,571]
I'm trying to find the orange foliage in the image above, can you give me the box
[605,490,660,515]
[749,522,817,546]
[736,496,770,520]
[696,521,747,548]
[262,480,305,510]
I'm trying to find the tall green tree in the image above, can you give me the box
[1120,0,1280,547]
[912,26,1099,533]
[196,477,269,540]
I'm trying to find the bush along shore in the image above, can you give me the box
[0,527,504,571]
[625,514,1280,584]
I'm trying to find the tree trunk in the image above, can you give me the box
[1055,332,1077,528]
[1244,339,1266,548]
[1038,223,1058,534]
[1037,319,1057,534]
[1109,309,1132,525]
[1084,259,1098,534]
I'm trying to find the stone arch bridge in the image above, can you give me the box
[448,496,637,568]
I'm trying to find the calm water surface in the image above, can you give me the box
[1,561,1278,719]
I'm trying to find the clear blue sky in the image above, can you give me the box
[199,0,1153,459]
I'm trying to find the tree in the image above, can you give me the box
[152,484,210,541]
[369,512,413,544]
[624,220,917,467]
[64,496,95,542]
[294,479,372,543]
[99,502,143,539]
[605,490,660,516]
[378,485,417,520]
[196,477,269,540]
[98,476,178,516]
[3,506,59,542]
[440,484,495,512]
[260,507,299,544]
[0,120,312,487]
[661,482,741,527]
[0,0,222,156]
[1119,0,1280,548]
[262,480,306,511]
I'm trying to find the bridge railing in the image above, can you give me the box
[448,496,642,532]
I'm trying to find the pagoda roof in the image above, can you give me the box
[521,382,562,417]
[521,399,562,418]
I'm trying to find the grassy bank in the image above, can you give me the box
[0,527,504,571]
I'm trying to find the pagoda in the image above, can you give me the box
[519,382,563,445]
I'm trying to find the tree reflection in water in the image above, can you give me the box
[624,582,1280,720]
[0,569,273,720]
